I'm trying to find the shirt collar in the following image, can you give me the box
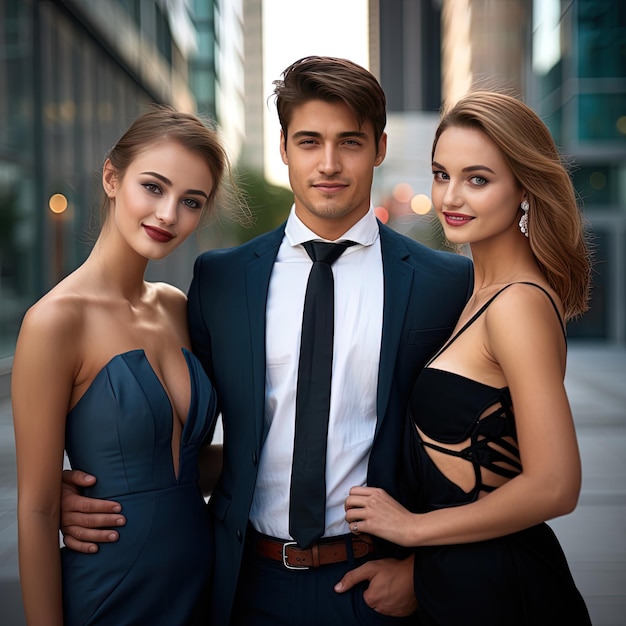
[284,204,380,248]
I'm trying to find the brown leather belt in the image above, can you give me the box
[254,533,375,570]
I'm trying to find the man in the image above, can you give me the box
[61,56,472,624]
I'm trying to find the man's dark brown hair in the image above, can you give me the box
[272,56,387,148]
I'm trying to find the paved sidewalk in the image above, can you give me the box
[550,344,626,625]
[0,394,21,626]
[0,344,625,625]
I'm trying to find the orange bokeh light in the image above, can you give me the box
[392,183,414,204]
[49,193,68,214]
[374,206,389,224]
[410,194,432,215]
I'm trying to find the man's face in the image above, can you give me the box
[280,99,386,240]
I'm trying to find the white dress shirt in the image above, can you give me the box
[249,205,384,539]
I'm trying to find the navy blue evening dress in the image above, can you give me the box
[61,349,216,625]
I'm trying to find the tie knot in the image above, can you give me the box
[303,240,355,265]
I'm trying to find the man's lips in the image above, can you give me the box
[143,225,174,242]
[313,181,348,194]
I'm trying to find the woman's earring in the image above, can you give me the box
[519,200,529,237]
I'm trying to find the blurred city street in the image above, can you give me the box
[0,343,625,625]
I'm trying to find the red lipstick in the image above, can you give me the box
[143,225,174,242]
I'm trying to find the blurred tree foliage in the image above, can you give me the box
[224,169,293,244]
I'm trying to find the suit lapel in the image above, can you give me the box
[376,224,414,436]
[245,224,286,443]
[243,222,413,441]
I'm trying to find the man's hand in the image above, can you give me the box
[334,555,417,617]
[61,470,125,553]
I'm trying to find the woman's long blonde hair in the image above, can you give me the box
[433,91,592,320]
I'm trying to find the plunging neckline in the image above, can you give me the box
[67,348,195,482]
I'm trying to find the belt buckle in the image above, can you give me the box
[282,541,309,570]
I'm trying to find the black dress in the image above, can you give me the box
[405,283,592,626]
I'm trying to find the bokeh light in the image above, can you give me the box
[374,206,389,224]
[589,171,607,190]
[392,183,414,204]
[410,194,432,215]
[49,193,68,214]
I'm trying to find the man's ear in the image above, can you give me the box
[102,159,118,198]
[374,132,387,167]
[280,130,288,165]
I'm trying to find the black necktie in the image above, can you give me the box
[289,240,354,549]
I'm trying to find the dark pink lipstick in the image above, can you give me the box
[442,212,474,227]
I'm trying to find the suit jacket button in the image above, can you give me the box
[236,529,243,542]
[252,451,258,465]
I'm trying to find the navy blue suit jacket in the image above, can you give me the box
[187,221,473,625]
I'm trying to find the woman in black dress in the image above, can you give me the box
[345,91,592,625]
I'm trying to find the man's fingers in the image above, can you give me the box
[61,528,120,554]
[62,469,97,488]
[62,534,99,554]
[61,512,125,530]
[334,561,374,593]
[66,525,120,542]
[60,491,122,515]
[61,523,121,550]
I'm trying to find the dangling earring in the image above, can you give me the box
[519,200,529,237]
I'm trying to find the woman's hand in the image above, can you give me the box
[345,486,418,547]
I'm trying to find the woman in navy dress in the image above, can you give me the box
[345,91,592,625]
[12,107,241,625]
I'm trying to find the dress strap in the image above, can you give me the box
[426,282,566,366]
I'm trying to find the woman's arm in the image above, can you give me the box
[346,285,582,547]
[12,301,79,625]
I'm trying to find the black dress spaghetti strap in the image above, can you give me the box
[404,283,591,625]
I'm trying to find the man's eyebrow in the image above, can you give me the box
[290,130,369,140]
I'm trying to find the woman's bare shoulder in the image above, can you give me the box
[151,281,187,301]
[150,281,188,317]
[485,282,567,373]
[21,283,88,341]
[486,282,565,329]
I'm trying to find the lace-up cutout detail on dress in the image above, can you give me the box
[409,282,566,506]
[405,283,591,626]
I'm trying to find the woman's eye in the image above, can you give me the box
[143,183,161,194]
[183,198,202,209]
[470,176,487,186]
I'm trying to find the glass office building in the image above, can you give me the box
[531,0,626,341]
[376,0,625,343]
[0,0,199,363]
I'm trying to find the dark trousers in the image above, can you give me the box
[229,533,414,626]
